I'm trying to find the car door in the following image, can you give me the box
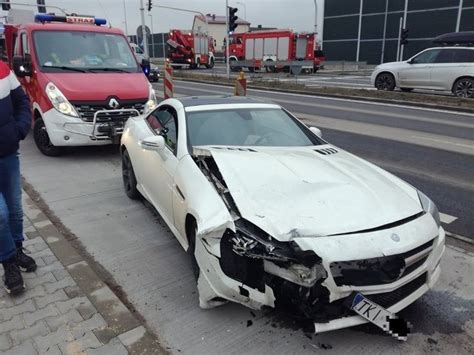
[141,105,180,226]
[430,48,458,90]
[399,49,440,89]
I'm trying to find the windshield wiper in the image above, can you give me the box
[42,65,89,73]
[86,68,132,73]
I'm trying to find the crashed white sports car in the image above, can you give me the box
[120,96,445,334]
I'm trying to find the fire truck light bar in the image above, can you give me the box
[35,14,107,26]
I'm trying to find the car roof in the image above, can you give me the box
[178,95,268,108]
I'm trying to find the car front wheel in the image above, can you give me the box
[33,118,63,156]
[122,149,140,200]
[375,73,396,91]
[453,78,474,98]
[187,220,200,281]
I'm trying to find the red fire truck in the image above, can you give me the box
[228,29,324,74]
[2,12,155,156]
[167,30,215,69]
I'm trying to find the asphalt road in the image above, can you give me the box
[18,84,474,354]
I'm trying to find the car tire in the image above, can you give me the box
[401,88,413,92]
[453,77,474,98]
[187,220,200,281]
[375,72,396,91]
[33,118,63,156]
[122,149,141,200]
[229,58,240,72]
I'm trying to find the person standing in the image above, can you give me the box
[0,60,36,295]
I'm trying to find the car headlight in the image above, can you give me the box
[144,83,157,115]
[45,82,79,117]
[418,190,441,227]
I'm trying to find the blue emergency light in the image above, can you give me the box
[35,14,107,26]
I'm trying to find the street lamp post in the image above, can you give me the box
[122,0,128,35]
[236,1,246,21]
[313,0,317,34]
[148,14,155,58]
[139,0,149,58]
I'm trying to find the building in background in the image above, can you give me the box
[323,0,474,64]
[193,14,250,53]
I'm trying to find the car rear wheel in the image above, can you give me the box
[453,78,474,98]
[122,149,140,200]
[33,118,63,156]
[187,221,200,281]
[375,73,396,91]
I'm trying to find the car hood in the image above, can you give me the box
[205,146,422,241]
[43,72,149,101]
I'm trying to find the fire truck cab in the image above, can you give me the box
[167,30,215,69]
[228,29,324,74]
[3,13,156,156]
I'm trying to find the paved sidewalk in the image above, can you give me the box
[0,192,164,354]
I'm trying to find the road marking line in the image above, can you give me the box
[440,213,458,224]
[411,136,474,149]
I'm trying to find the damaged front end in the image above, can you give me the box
[193,149,339,322]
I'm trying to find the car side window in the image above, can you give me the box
[146,107,178,153]
[412,50,440,64]
[434,49,456,63]
[452,49,474,63]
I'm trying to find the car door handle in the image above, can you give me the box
[174,185,185,201]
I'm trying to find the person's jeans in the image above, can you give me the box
[0,152,24,262]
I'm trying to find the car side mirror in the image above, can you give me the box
[141,59,151,77]
[13,56,32,77]
[139,135,165,151]
[309,126,322,138]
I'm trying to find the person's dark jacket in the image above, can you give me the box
[0,61,31,158]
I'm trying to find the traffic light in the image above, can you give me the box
[147,0,152,12]
[1,0,11,11]
[37,0,46,14]
[228,7,238,33]
[401,28,409,45]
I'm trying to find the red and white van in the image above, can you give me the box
[3,14,156,156]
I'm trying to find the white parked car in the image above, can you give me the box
[120,96,445,334]
[371,47,474,97]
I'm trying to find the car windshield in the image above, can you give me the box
[33,31,140,73]
[186,107,324,147]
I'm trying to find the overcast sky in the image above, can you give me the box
[1,0,324,36]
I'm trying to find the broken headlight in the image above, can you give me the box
[230,219,326,287]
[417,190,441,227]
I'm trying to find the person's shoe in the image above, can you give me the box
[2,257,25,295]
[16,246,37,272]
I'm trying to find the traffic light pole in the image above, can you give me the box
[396,17,402,61]
[140,0,149,58]
[400,0,408,61]
[226,0,230,79]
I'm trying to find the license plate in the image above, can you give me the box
[350,293,411,340]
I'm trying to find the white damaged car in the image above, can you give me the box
[120,96,445,334]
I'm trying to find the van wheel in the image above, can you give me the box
[187,220,200,281]
[33,118,63,156]
[375,72,395,91]
[121,149,140,200]
[453,78,474,98]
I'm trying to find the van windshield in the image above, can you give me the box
[33,30,140,73]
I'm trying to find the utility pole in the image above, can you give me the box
[355,0,363,63]
[148,14,155,58]
[313,0,317,34]
[380,0,388,63]
[396,17,403,61]
[122,0,128,35]
[226,0,230,79]
[139,0,149,58]
[400,0,408,61]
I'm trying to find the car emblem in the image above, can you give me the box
[108,98,120,109]
[391,233,400,242]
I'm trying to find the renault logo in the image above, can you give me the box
[108,98,120,109]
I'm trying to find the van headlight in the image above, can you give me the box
[45,83,79,117]
[144,83,157,115]
[418,190,441,227]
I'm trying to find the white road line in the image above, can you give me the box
[411,136,474,149]
[440,213,459,224]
